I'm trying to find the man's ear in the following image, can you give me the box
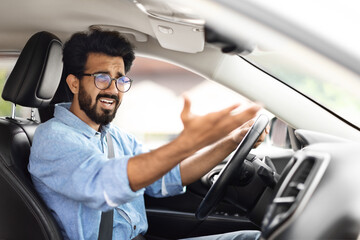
[66,74,79,94]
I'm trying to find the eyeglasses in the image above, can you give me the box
[82,73,133,93]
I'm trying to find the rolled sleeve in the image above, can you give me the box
[101,156,145,208]
[145,164,185,197]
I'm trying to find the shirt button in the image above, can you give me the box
[134,225,136,230]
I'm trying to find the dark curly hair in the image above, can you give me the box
[62,28,135,78]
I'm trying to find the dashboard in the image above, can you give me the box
[261,130,360,239]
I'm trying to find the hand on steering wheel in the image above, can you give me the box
[195,115,269,220]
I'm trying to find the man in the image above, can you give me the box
[29,29,266,240]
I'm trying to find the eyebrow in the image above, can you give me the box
[93,71,125,77]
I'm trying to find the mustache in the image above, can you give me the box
[96,94,120,103]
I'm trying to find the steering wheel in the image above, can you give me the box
[195,114,269,220]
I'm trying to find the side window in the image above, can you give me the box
[0,55,17,116]
[114,57,250,149]
[0,54,35,119]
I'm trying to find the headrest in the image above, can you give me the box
[2,31,63,108]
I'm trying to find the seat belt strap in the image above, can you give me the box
[98,210,114,240]
[132,234,146,240]
[98,132,115,240]
[106,132,115,159]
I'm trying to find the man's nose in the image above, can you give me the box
[104,79,119,94]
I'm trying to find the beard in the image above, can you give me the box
[78,83,121,126]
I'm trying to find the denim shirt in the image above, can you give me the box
[28,103,184,240]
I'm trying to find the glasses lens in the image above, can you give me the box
[116,76,132,92]
[94,74,111,90]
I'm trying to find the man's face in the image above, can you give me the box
[77,53,125,126]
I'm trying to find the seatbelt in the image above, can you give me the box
[98,132,115,240]
[132,234,146,240]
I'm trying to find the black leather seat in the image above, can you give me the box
[0,31,64,240]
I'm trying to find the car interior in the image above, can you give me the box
[1,1,360,240]
[2,31,359,240]
[0,31,64,239]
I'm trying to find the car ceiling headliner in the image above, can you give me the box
[0,0,153,51]
[0,0,223,87]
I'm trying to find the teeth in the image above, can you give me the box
[100,99,114,104]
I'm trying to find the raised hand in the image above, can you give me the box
[179,96,261,152]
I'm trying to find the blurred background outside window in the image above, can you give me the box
[115,57,250,149]
[0,55,18,115]
[0,54,36,119]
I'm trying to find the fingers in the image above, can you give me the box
[265,125,270,134]
[240,118,255,129]
[253,123,270,148]
[181,96,241,126]
[230,104,261,128]
[201,104,241,127]
[180,95,263,149]
[217,103,241,116]
[209,104,261,143]
[254,132,266,147]
[181,95,192,122]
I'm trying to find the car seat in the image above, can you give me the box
[0,31,64,240]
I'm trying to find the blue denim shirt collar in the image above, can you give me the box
[54,102,110,138]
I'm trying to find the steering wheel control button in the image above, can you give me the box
[257,166,278,188]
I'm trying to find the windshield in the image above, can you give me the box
[244,46,360,128]
[241,0,360,128]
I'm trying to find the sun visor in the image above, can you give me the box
[148,16,204,53]
[133,0,205,53]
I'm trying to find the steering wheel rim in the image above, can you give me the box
[195,114,269,220]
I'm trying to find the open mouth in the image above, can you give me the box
[100,98,114,105]
[99,98,115,109]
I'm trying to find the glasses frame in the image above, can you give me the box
[81,73,133,93]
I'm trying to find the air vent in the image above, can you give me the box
[262,152,329,239]
[270,158,315,219]
[279,158,314,201]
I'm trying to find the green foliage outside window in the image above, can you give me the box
[269,66,360,127]
[0,70,12,116]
